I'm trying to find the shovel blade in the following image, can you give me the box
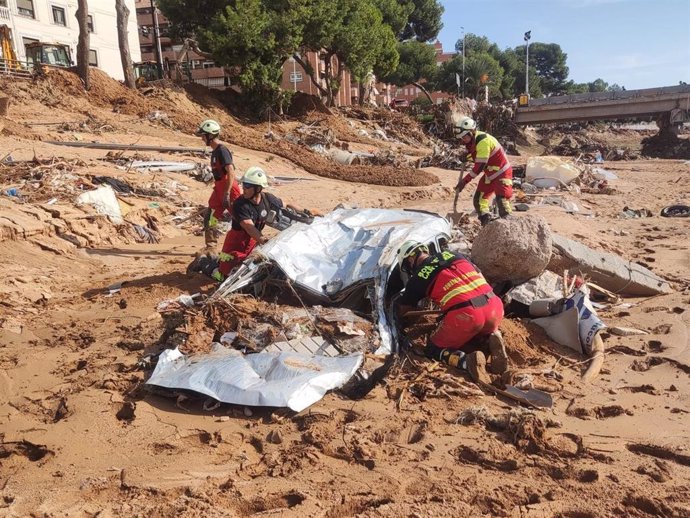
[503,385,553,408]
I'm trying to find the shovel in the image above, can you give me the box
[446,167,467,226]
[477,381,553,409]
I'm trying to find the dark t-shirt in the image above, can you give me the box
[211,144,233,181]
[399,251,470,306]
[232,192,284,231]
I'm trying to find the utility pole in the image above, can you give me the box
[461,26,465,98]
[524,30,531,98]
[150,0,164,76]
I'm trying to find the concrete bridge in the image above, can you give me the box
[514,85,690,127]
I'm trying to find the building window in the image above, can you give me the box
[88,49,98,66]
[17,0,35,18]
[52,6,66,26]
[87,14,94,33]
[0,0,8,7]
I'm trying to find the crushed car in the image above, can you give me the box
[146,208,452,411]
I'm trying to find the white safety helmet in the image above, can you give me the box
[241,166,269,188]
[195,119,221,137]
[397,240,429,274]
[454,116,476,139]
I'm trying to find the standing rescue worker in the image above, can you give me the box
[212,167,302,282]
[396,241,508,384]
[195,119,241,250]
[454,117,513,226]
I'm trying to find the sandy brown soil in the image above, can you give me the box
[1,71,689,517]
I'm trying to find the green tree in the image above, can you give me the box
[455,33,500,59]
[435,52,503,100]
[399,0,444,42]
[515,42,569,95]
[607,83,625,92]
[564,80,589,94]
[295,0,398,106]
[587,78,609,92]
[158,0,307,112]
[380,40,437,102]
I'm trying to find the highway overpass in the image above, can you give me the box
[514,85,690,126]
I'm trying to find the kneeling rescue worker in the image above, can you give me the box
[212,166,301,282]
[396,241,508,384]
[454,116,513,226]
[195,119,241,250]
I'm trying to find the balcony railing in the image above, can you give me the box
[0,5,11,20]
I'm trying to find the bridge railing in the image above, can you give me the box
[528,85,690,107]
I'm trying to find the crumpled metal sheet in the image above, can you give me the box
[216,208,452,354]
[147,344,364,412]
[259,208,450,297]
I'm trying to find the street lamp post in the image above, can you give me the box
[524,30,531,98]
[461,26,465,98]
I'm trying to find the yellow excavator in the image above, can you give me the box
[0,24,19,66]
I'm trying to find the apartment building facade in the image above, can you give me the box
[0,0,141,81]
[280,53,352,107]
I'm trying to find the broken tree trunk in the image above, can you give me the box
[75,0,90,90]
[293,53,329,101]
[115,0,136,89]
[413,81,434,104]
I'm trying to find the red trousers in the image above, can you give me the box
[218,229,257,276]
[474,171,513,217]
[429,296,504,349]
[209,177,241,220]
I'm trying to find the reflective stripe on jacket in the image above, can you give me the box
[427,252,493,310]
[463,131,512,183]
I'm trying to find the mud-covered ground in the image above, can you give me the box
[1,70,689,517]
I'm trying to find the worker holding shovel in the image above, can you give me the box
[396,240,508,384]
[195,119,241,250]
[454,116,513,226]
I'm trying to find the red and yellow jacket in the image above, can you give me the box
[462,131,512,185]
[399,251,493,311]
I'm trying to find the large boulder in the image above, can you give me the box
[471,215,553,283]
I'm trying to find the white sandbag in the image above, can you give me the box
[526,156,581,187]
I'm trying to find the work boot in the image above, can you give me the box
[465,351,491,385]
[478,213,492,227]
[488,331,509,375]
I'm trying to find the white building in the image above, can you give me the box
[0,0,141,81]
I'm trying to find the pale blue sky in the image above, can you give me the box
[437,0,690,90]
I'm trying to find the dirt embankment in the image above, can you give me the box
[1,70,437,187]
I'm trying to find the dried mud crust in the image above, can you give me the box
[1,71,438,187]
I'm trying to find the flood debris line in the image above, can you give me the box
[418,142,467,169]
[45,140,207,154]
[549,234,673,296]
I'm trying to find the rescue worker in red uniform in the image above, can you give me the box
[396,241,508,383]
[195,119,241,250]
[212,167,302,282]
[454,117,513,226]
